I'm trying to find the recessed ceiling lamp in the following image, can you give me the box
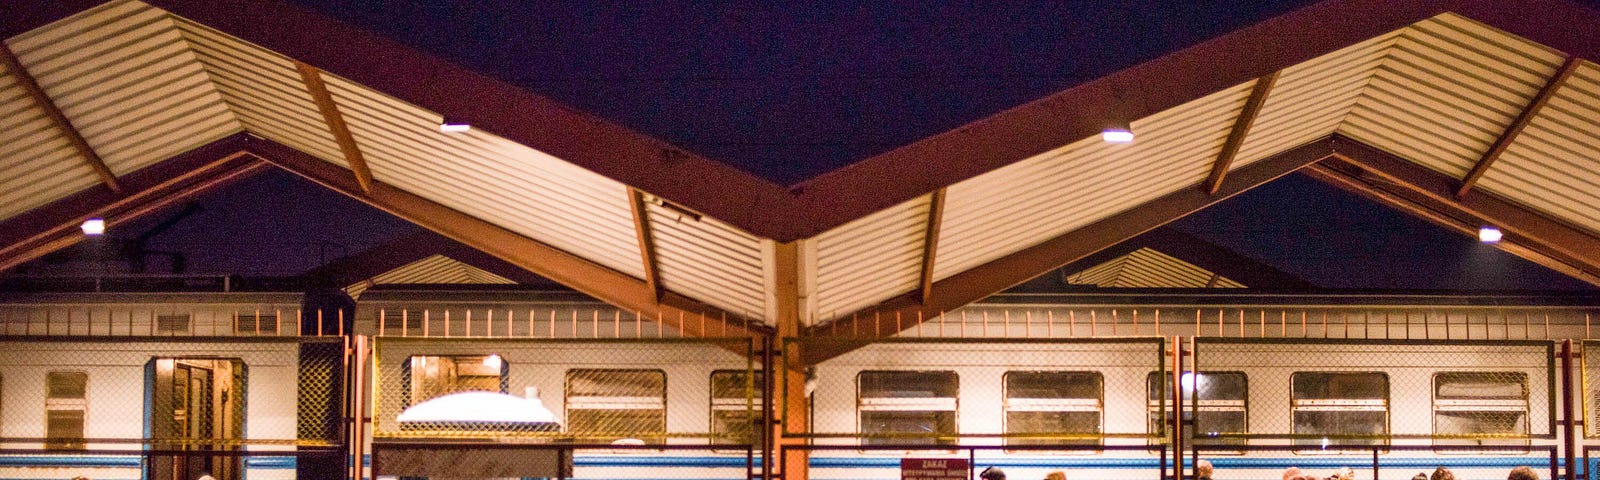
[1478,226,1503,243]
[439,121,471,133]
[1102,122,1134,143]
[80,217,105,236]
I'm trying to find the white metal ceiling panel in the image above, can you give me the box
[934,81,1252,282]
[647,202,769,322]
[1233,30,1401,168]
[6,0,240,178]
[0,59,101,221]
[1477,61,1600,235]
[1066,247,1244,289]
[1337,14,1565,180]
[172,18,345,165]
[320,75,645,281]
[811,194,932,323]
[345,254,515,298]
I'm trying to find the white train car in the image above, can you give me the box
[0,290,345,480]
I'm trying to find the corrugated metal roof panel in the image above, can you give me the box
[320,75,645,281]
[172,18,345,165]
[0,62,101,221]
[1234,30,1400,168]
[934,81,1252,281]
[648,201,769,322]
[812,194,932,322]
[345,254,516,298]
[1478,60,1600,235]
[6,0,240,178]
[1338,14,1565,179]
[1067,248,1244,289]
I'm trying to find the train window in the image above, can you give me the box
[404,355,507,407]
[155,314,192,334]
[566,369,666,444]
[1147,371,1247,452]
[1433,372,1529,453]
[1291,372,1388,454]
[1005,371,1102,452]
[233,313,279,335]
[46,371,87,450]
[710,370,764,447]
[858,371,957,446]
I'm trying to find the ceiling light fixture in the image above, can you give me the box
[439,121,471,133]
[80,218,105,236]
[1478,226,1503,243]
[1102,123,1134,143]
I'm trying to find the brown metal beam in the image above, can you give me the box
[918,189,946,305]
[295,61,374,195]
[0,134,266,272]
[1456,56,1582,198]
[628,187,663,302]
[1310,136,1600,286]
[1,42,121,193]
[798,137,1340,362]
[1205,71,1279,195]
[242,135,768,338]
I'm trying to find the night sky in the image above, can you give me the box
[8,0,1598,292]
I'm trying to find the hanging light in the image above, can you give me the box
[439,120,471,133]
[1102,122,1134,143]
[1478,226,1503,243]
[80,218,105,236]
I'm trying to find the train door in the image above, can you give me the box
[147,358,244,480]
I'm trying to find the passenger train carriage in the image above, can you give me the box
[3,285,1600,480]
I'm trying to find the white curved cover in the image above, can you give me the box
[396,391,557,424]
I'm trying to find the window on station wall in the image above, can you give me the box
[710,370,764,447]
[1005,371,1102,453]
[46,371,87,450]
[858,371,958,446]
[1292,372,1389,454]
[1148,371,1248,453]
[1433,372,1529,453]
[566,369,667,444]
[403,354,507,407]
[233,312,280,335]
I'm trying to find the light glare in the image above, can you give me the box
[80,218,105,236]
[1478,226,1503,243]
[439,123,472,133]
[1102,129,1134,143]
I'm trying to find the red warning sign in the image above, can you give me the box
[901,458,970,480]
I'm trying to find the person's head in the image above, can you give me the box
[981,466,1007,480]
[1045,471,1067,480]
[1432,467,1456,480]
[1282,467,1303,480]
[1195,459,1214,479]
[1508,466,1539,480]
[1413,473,1429,480]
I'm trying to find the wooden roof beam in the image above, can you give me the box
[628,187,663,302]
[0,134,266,272]
[296,61,374,194]
[1456,56,1582,198]
[1205,71,1279,195]
[917,188,946,305]
[797,137,1339,364]
[1311,136,1600,286]
[243,135,770,338]
[1,42,121,193]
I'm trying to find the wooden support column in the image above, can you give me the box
[1204,71,1278,195]
[1457,56,1582,198]
[1,42,120,192]
[629,187,663,301]
[918,189,946,305]
[772,241,808,480]
[296,61,375,194]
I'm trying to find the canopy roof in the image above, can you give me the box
[5,0,1600,339]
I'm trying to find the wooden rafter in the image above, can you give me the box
[295,61,374,195]
[0,42,120,193]
[1456,56,1583,198]
[918,188,946,305]
[244,135,768,338]
[0,134,266,272]
[1311,137,1600,285]
[798,137,1340,363]
[1205,71,1279,195]
[628,187,663,301]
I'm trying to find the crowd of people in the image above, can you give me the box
[977,462,1545,480]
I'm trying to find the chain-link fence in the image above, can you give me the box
[370,337,762,445]
[786,337,1169,449]
[1192,339,1555,453]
